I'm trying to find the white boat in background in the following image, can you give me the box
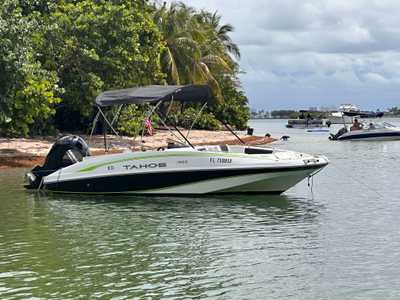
[328,104,359,124]
[328,104,384,124]
[25,85,329,195]
[339,104,360,113]
[328,112,353,124]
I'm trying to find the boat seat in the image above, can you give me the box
[244,147,273,154]
[167,141,187,149]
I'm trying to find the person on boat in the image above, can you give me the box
[350,118,362,131]
[305,112,312,127]
[368,122,376,130]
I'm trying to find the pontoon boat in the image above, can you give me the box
[286,110,326,129]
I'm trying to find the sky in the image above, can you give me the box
[175,0,400,110]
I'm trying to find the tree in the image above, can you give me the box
[154,2,236,101]
[212,76,249,129]
[40,0,164,131]
[0,0,61,136]
[0,0,250,136]
[153,2,249,130]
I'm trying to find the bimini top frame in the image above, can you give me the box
[95,85,212,107]
[90,85,215,151]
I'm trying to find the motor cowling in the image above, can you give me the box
[25,136,90,189]
[329,127,348,140]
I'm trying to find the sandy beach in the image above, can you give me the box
[0,130,275,168]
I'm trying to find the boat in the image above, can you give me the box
[330,122,400,141]
[339,104,360,113]
[342,110,384,118]
[329,111,400,141]
[286,110,326,129]
[286,119,324,128]
[327,111,353,124]
[25,85,329,194]
[327,104,383,124]
[307,128,330,132]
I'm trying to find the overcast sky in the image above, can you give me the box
[176,0,400,110]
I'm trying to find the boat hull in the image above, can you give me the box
[43,165,324,195]
[338,131,400,141]
[41,147,328,195]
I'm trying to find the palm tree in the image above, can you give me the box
[153,2,240,102]
[198,11,240,60]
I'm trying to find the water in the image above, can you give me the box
[1,119,400,299]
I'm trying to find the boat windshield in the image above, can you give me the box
[363,122,397,130]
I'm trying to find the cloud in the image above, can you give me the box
[169,0,400,109]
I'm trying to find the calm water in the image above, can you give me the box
[1,119,400,299]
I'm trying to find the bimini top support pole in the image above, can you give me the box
[89,109,100,145]
[186,101,207,140]
[97,107,120,137]
[111,104,123,127]
[223,121,246,145]
[96,106,121,152]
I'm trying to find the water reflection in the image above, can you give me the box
[1,190,322,299]
[33,191,322,227]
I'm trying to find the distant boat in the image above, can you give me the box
[307,128,329,132]
[343,111,384,118]
[286,119,324,128]
[339,104,360,113]
[286,110,326,129]
[328,112,353,124]
[327,104,383,124]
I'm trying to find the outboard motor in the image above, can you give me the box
[25,136,90,189]
[329,127,348,140]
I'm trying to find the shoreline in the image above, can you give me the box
[0,130,276,169]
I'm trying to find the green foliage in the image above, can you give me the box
[117,104,161,136]
[116,105,145,137]
[153,2,239,102]
[178,107,220,130]
[153,3,249,130]
[0,0,250,137]
[41,0,164,131]
[212,77,249,130]
[0,0,61,136]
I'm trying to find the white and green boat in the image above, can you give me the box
[25,85,328,194]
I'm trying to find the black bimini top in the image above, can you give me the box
[95,85,212,107]
[343,111,384,118]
